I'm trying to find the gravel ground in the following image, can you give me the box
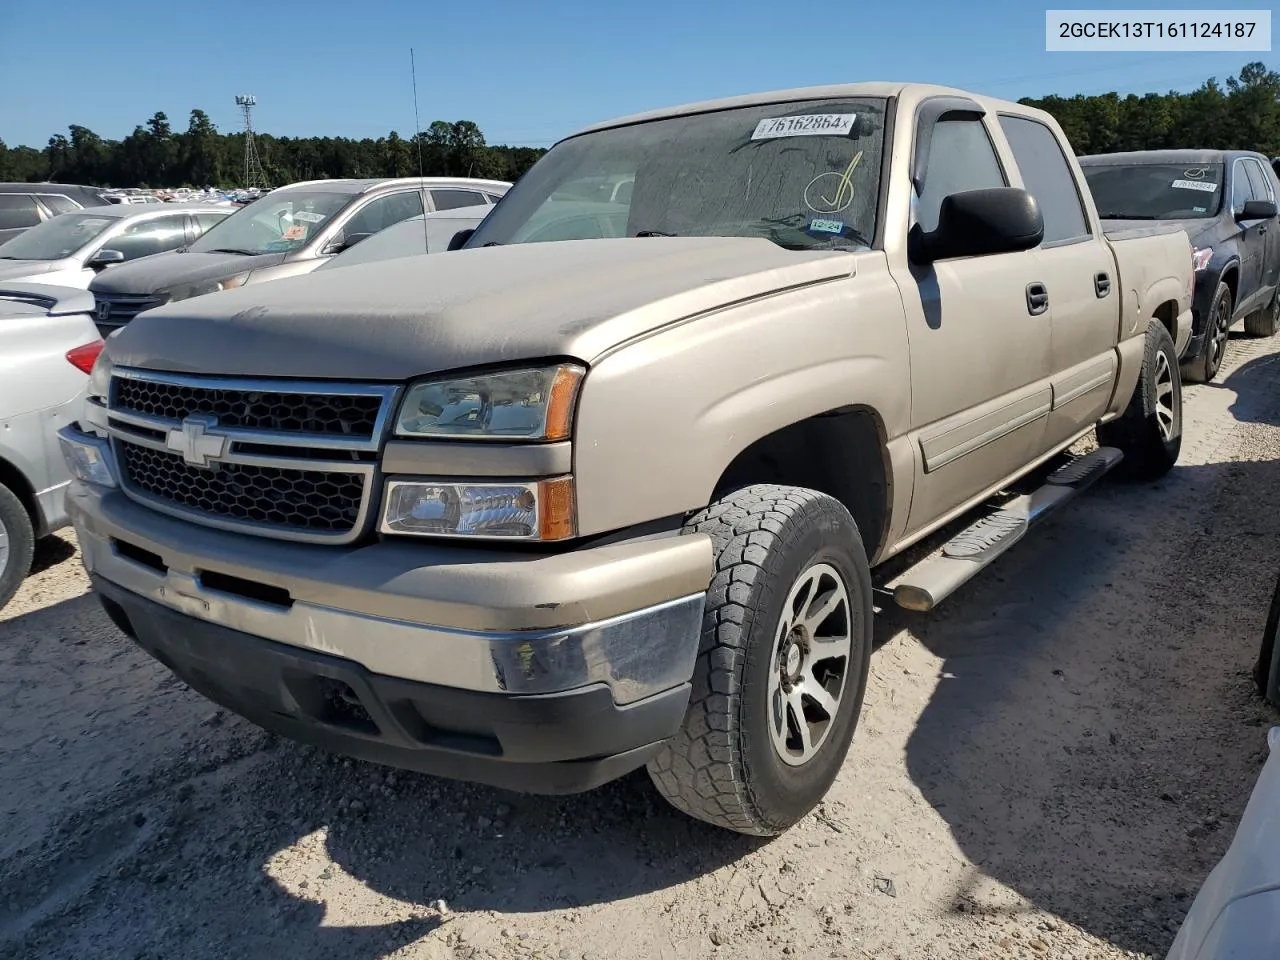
[4,331,1280,960]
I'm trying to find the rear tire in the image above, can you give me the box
[1097,320,1182,481]
[1244,287,1280,338]
[0,482,35,613]
[1182,282,1232,383]
[646,484,873,836]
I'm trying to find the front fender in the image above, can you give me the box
[572,254,911,536]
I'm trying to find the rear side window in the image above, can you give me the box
[195,213,228,233]
[0,194,42,230]
[914,119,1006,233]
[432,189,487,211]
[38,194,81,215]
[998,115,1091,245]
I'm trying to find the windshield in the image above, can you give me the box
[190,189,352,255]
[469,98,888,251]
[0,212,116,261]
[1082,162,1226,220]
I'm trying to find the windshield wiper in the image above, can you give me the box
[205,248,258,256]
[1097,213,1158,220]
[635,230,678,237]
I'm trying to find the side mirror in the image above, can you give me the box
[323,232,372,255]
[909,187,1044,265]
[89,249,125,269]
[1237,199,1278,222]
[447,228,475,251]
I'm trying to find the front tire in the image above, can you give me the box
[646,484,873,836]
[1097,320,1182,481]
[1182,281,1232,383]
[0,482,35,613]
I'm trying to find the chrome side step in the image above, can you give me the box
[885,446,1123,612]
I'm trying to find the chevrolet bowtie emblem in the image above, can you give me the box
[165,414,228,468]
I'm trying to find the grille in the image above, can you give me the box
[118,441,366,534]
[113,378,383,439]
[94,294,166,334]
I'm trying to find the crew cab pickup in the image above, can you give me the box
[60,83,1195,836]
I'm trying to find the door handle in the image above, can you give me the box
[1026,282,1049,315]
[1094,272,1112,297]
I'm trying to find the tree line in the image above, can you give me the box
[1,61,1277,190]
[0,111,546,188]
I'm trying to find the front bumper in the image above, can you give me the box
[61,425,713,792]
[94,577,693,793]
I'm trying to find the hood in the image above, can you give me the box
[0,260,64,283]
[1100,217,1223,248]
[105,237,857,380]
[88,249,290,296]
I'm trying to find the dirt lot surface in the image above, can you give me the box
[4,333,1280,960]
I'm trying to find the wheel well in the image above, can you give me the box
[0,455,38,526]
[1153,300,1178,342]
[712,407,890,562]
[1220,265,1239,306]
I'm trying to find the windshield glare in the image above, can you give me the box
[1082,162,1226,220]
[190,190,352,255]
[468,98,888,251]
[0,212,116,261]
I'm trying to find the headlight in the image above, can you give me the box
[160,271,251,303]
[88,349,113,402]
[380,477,575,541]
[58,426,117,488]
[395,363,585,441]
[1192,247,1213,272]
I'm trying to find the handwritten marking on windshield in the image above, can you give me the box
[803,152,864,215]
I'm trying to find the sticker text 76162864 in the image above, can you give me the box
[751,114,857,141]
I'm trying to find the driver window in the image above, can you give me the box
[341,191,424,240]
[1231,162,1252,214]
[103,216,188,261]
[915,118,1006,233]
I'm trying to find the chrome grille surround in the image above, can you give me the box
[102,366,400,545]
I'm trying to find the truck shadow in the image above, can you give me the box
[898,445,1280,955]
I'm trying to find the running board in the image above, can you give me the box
[885,446,1123,612]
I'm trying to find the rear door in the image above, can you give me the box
[997,113,1121,448]
[896,100,1054,530]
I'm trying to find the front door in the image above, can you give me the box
[1232,158,1268,316]
[895,111,1052,533]
[1242,158,1280,301]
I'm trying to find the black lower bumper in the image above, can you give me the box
[94,577,691,794]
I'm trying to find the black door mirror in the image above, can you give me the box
[324,232,373,255]
[1237,199,1278,222]
[447,228,475,251]
[89,249,125,269]
[909,187,1044,265]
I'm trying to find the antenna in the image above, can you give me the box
[235,94,268,191]
[410,49,430,252]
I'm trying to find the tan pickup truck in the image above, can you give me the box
[59,82,1194,836]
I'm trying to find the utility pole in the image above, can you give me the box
[235,94,268,190]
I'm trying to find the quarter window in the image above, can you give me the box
[998,115,1091,244]
[915,118,1006,233]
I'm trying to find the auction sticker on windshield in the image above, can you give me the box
[1171,179,1218,192]
[751,114,857,140]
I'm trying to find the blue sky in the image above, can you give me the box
[0,0,1273,148]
